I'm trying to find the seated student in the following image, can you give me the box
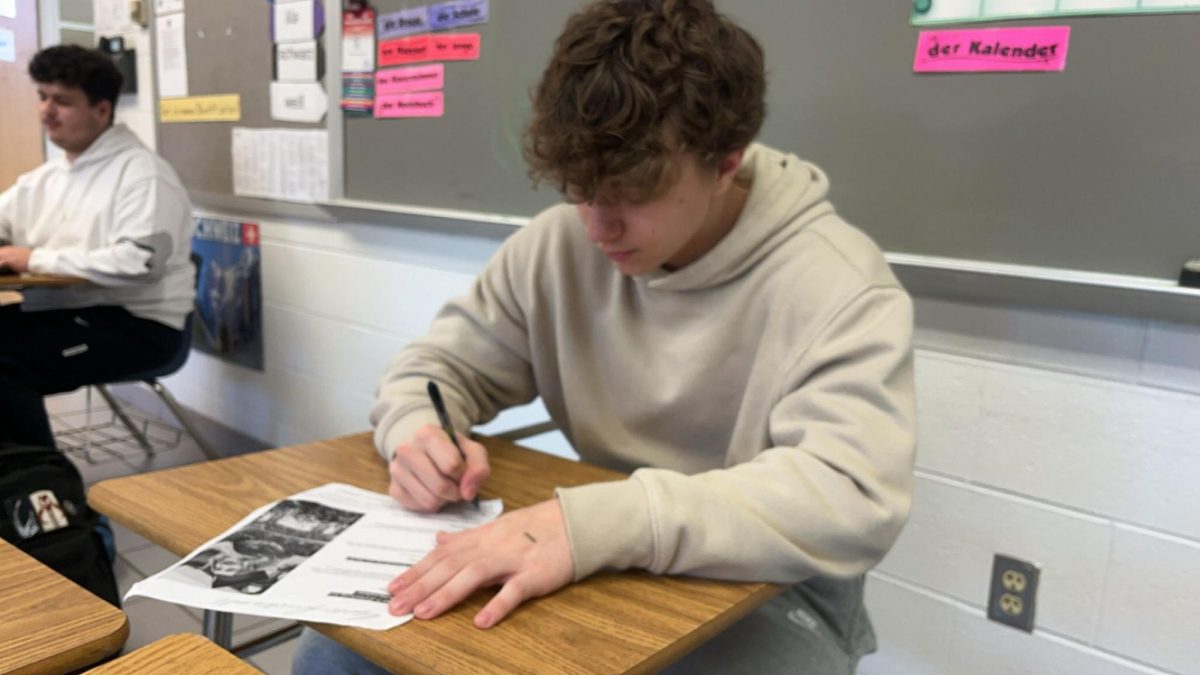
[0,45,195,449]
[295,1,915,673]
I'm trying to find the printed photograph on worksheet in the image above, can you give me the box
[176,499,362,595]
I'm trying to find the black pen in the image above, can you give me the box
[427,380,480,510]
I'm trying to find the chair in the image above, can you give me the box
[58,254,220,462]
[91,310,219,461]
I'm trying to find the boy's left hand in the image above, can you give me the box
[387,498,574,628]
[0,247,32,273]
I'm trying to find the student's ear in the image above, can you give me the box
[95,99,114,127]
[714,148,746,191]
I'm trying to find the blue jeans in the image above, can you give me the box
[292,576,872,674]
[293,628,389,675]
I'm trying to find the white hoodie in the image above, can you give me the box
[371,143,916,586]
[0,124,195,329]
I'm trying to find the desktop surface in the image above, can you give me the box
[0,539,129,674]
[89,432,780,674]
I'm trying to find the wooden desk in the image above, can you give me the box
[90,432,780,674]
[0,273,88,289]
[84,634,262,674]
[0,539,129,675]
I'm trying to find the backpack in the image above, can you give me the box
[0,443,121,607]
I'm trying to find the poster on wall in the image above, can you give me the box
[191,217,264,371]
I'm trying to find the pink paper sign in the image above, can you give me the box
[376,64,445,95]
[374,92,445,118]
[914,26,1070,73]
[378,35,432,67]
[431,33,481,61]
[378,33,482,67]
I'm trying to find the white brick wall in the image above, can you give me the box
[162,213,571,456]
[1097,527,1200,674]
[159,213,1200,674]
[862,574,1173,675]
[877,474,1111,643]
[861,299,1200,675]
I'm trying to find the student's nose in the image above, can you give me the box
[581,204,623,244]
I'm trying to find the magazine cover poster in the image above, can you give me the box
[192,218,264,370]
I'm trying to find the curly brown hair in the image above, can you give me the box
[524,0,766,203]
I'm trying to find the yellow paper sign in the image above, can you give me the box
[159,94,242,123]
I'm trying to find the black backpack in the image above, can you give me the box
[0,443,121,607]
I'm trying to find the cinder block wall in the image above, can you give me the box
[159,215,1200,674]
[862,298,1200,675]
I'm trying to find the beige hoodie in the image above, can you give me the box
[371,143,916,584]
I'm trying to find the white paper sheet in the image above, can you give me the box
[232,127,330,202]
[270,82,328,123]
[155,0,184,15]
[154,12,188,98]
[276,39,318,82]
[126,483,503,630]
[0,0,15,19]
[274,0,315,43]
[94,0,134,36]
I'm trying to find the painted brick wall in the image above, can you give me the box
[860,298,1200,675]
[160,214,570,454]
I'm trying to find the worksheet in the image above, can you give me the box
[126,483,502,630]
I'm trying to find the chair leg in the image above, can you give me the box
[94,384,155,456]
[149,380,221,460]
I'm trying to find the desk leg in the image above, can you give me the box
[203,610,234,648]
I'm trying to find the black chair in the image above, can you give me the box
[91,310,219,460]
[60,254,219,461]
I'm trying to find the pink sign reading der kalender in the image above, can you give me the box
[374,92,445,118]
[914,26,1070,73]
[376,64,445,95]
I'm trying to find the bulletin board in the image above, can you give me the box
[154,0,327,199]
[158,1,1200,280]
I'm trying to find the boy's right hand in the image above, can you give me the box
[388,424,491,512]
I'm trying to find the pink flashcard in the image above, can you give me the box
[914,26,1070,73]
[376,64,445,95]
[378,35,432,67]
[374,92,445,118]
[431,33,481,61]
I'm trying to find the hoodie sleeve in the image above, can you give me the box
[369,232,539,461]
[27,176,190,286]
[556,286,916,583]
[0,182,15,244]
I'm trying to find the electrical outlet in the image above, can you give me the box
[987,553,1040,632]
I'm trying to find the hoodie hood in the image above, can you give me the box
[645,143,835,292]
[71,124,143,170]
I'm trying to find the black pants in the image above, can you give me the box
[0,305,184,448]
